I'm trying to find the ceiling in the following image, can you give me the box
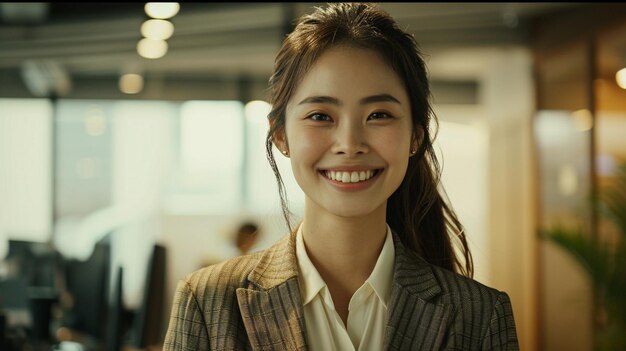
[0,3,590,98]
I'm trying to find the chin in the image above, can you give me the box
[323,201,384,219]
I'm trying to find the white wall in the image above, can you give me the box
[434,106,489,284]
[0,98,52,257]
[481,47,538,351]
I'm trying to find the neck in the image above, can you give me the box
[300,200,388,294]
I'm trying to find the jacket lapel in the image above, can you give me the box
[384,233,455,350]
[236,234,308,351]
[235,230,454,350]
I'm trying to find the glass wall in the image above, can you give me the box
[49,99,300,222]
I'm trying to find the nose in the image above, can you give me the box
[331,120,369,156]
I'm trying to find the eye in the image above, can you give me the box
[306,113,333,122]
[368,112,392,120]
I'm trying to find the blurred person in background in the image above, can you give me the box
[234,222,259,256]
[164,3,519,350]
[198,221,260,269]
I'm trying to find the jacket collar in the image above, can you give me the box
[385,232,454,350]
[246,232,300,289]
[237,229,453,350]
[389,231,442,300]
[236,232,307,351]
[245,229,445,298]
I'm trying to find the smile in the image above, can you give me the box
[321,169,382,183]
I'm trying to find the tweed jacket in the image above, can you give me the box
[164,232,519,350]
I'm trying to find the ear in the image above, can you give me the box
[271,126,289,155]
[409,127,424,157]
[410,127,424,155]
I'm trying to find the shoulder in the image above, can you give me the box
[165,251,265,350]
[180,250,264,297]
[428,263,507,306]
[392,232,507,307]
[177,232,295,298]
[425,262,518,348]
[393,236,516,332]
[392,231,507,307]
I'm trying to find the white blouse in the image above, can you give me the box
[295,224,395,351]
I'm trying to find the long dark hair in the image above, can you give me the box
[265,3,473,277]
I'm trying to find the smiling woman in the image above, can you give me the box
[278,45,414,222]
[164,3,519,350]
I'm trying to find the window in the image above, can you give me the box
[165,100,244,214]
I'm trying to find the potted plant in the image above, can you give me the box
[540,163,626,350]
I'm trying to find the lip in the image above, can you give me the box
[318,165,382,172]
[318,168,384,192]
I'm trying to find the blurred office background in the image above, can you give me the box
[1,3,625,351]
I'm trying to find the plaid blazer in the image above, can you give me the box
[164,232,519,350]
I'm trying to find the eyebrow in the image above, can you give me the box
[297,93,401,106]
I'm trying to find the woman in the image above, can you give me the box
[164,3,519,350]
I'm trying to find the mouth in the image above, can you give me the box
[319,169,383,183]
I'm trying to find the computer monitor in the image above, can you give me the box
[63,234,111,342]
[105,266,123,351]
[129,244,166,348]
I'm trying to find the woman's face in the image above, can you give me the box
[281,45,414,219]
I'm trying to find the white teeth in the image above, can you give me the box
[325,170,377,183]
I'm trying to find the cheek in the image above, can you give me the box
[376,127,412,155]
[286,125,330,163]
[287,128,329,191]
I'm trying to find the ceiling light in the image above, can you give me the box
[141,19,174,40]
[119,73,144,94]
[616,67,626,89]
[144,3,180,19]
[137,38,168,59]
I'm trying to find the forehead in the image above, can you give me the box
[287,45,409,107]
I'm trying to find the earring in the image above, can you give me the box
[282,149,289,157]
[409,147,416,156]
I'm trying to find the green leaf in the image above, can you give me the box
[539,162,626,349]
[539,228,611,288]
